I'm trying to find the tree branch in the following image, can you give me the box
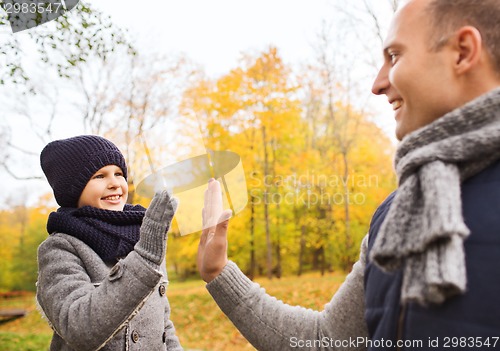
[2,163,43,181]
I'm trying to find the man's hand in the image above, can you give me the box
[197,179,232,283]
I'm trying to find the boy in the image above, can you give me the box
[37,135,183,350]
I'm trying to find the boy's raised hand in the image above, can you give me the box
[197,179,232,283]
[145,190,178,228]
[136,190,178,267]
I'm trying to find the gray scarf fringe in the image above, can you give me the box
[370,87,500,306]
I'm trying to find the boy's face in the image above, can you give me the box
[78,165,128,211]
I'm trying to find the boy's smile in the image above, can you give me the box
[78,165,128,211]
[101,194,124,205]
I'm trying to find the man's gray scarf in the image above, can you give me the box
[370,88,500,306]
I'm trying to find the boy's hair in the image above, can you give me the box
[40,135,127,208]
[426,0,500,74]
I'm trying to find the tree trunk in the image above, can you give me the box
[272,138,281,279]
[249,195,256,280]
[341,150,353,270]
[262,125,273,280]
[298,224,306,276]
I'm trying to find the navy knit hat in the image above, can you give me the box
[40,135,128,208]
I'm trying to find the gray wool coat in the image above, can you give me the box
[37,235,180,350]
[36,192,183,351]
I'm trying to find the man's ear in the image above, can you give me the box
[451,26,483,75]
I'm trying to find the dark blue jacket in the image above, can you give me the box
[364,160,500,350]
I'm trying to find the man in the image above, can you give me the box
[198,0,500,350]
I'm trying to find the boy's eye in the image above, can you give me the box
[93,174,104,179]
[115,172,124,177]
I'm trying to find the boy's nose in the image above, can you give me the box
[108,178,120,188]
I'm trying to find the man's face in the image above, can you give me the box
[78,165,128,211]
[372,0,459,140]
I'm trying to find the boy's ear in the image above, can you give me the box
[451,25,483,75]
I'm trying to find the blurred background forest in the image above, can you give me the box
[1,1,401,349]
[0,1,398,291]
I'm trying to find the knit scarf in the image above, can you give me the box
[47,204,146,263]
[370,87,500,306]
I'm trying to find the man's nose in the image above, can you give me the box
[371,65,390,95]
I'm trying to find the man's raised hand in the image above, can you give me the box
[197,179,232,283]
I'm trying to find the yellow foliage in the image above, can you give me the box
[0,47,396,289]
[178,46,396,276]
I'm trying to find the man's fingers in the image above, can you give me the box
[214,210,232,236]
[204,179,223,228]
[209,209,232,252]
[199,180,232,282]
[199,229,208,247]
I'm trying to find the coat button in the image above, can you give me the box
[159,284,166,296]
[131,330,139,343]
[162,331,167,343]
[108,263,123,281]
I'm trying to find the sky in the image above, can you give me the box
[93,0,350,77]
[1,0,397,207]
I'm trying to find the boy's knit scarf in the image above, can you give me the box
[47,204,146,263]
[370,87,500,306]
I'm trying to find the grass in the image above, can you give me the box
[0,293,52,351]
[0,334,51,351]
[0,271,346,351]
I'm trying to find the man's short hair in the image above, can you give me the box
[426,0,500,74]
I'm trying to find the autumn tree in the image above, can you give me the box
[0,2,135,183]
[181,47,395,279]
[0,193,52,291]
[0,2,197,208]
[181,47,304,279]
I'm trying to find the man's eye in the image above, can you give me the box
[389,53,399,64]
